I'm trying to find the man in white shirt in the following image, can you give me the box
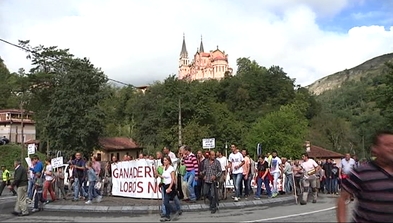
[339,153,356,179]
[228,144,244,202]
[300,153,320,205]
[270,151,282,197]
[163,146,177,160]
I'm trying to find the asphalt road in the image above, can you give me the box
[0,194,354,222]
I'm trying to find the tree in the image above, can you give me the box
[19,41,108,156]
[375,62,393,129]
[245,104,308,159]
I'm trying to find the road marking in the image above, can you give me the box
[241,206,337,222]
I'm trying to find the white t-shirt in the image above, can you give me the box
[341,158,356,174]
[270,157,282,174]
[162,165,175,185]
[45,165,53,181]
[301,159,318,173]
[228,152,244,174]
[216,156,227,171]
[167,151,177,160]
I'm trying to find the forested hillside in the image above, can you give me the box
[1,41,392,160]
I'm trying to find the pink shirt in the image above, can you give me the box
[92,161,101,175]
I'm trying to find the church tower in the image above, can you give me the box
[178,33,190,79]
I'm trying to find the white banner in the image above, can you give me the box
[202,138,215,149]
[111,158,178,199]
[27,144,36,155]
[51,157,64,168]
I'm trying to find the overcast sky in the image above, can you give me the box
[0,0,392,87]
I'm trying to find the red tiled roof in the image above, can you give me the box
[24,139,40,145]
[0,119,35,124]
[307,145,344,159]
[0,109,34,114]
[99,137,141,151]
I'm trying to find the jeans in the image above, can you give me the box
[88,181,98,201]
[272,172,280,194]
[255,176,271,197]
[73,178,86,200]
[243,174,252,196]
[325,177,332,193]
[232,173,243,198]
[203,182,218,209]
[331,178,338,193]
[27,178,34,199]
[163,185,180,218]
[161,185,181,216]
[33,191,45,209]
[285,174,293,193]
[185,172,196,201]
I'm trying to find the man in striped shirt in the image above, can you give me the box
[182,145,198,203]
[337,130,393,223]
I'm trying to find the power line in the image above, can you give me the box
[0,37,135,87]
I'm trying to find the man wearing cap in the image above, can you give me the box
[0,165,17,196]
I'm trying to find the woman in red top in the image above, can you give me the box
[254,156,272,199]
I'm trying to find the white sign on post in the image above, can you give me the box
[51,157,64,168]
[202,138,215,149]
[27,144,36,155]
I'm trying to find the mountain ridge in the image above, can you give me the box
[307,53,393,95]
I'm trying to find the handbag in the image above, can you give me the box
[95,181,102,190]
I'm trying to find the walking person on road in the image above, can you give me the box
[228,144,244,202]
[254,155,272,199]
[9,159,29,216]
[0,165,17,196]
[337,130,393,223]
[42,157,56,203]
[299,153,320,205]
[160,156,181,222]
[201,150,222,214]
[182,146,198,203]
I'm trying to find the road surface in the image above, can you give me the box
[0,194,353,222]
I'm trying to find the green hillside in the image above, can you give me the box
[0,144,47,169]
[306,56,393,158]
[308,53,393,95]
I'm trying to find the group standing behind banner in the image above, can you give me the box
[111,159,178,199]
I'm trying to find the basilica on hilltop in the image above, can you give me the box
[178,34,233,81]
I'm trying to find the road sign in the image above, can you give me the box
[51,156,64,168]
[202,138,215,149]
[27,144,36,155]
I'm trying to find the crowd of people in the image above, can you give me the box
[2,130,391,222]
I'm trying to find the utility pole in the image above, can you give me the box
[20,100,24,164]
[178,98,182,147]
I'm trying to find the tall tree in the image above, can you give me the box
[19,41,108,156]
[245,104,308,159]
[375,62,393,129]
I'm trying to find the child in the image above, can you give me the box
[55,167,67,200]
[85,161,102,204]
[32,172,45,212]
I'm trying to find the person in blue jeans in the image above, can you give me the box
[228,145,244,201]
[155,157,182,217]
[255,156,272,198]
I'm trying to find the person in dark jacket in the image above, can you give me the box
[9,159,29,216]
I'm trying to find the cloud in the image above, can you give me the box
[0,0,392,87]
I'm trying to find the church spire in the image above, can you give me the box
[180,33,188,58]
[199,35,204,53]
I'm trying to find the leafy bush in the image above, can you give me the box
[0,144,46,169]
